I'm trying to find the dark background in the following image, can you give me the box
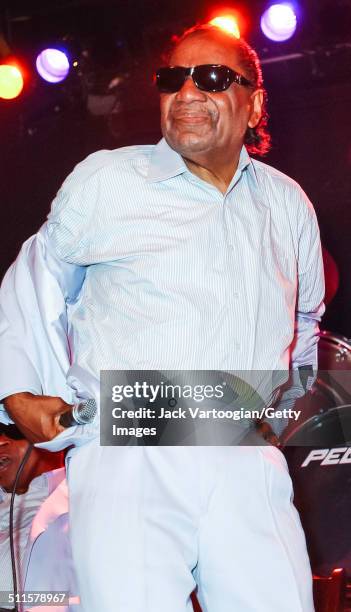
[1,0,351,335]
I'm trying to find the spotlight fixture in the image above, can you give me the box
[36,48,70,83]
[0,64,24,99]
[209,15,241,38]
[260,4,297,42]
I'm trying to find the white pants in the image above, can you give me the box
[67,442,315,612]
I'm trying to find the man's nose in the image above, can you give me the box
[0,436,10,446]
[175,76,207,101]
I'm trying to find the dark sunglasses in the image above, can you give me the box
[155,64,253,93]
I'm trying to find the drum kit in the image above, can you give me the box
[282,331,351,579]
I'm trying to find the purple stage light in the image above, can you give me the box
[36,48,70,83]
[260,4,297,42]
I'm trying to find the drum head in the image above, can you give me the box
[284,405,351,577]
[284,405,351,446]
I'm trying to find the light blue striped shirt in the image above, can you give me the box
[0,138,325,444]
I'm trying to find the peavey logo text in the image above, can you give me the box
[301,447,351,467]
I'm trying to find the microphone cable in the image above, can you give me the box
[8,443,34,612]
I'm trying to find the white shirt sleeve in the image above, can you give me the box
[265,191,325,437]
[0,224,86,424]
[291,188,325,370]
[0,150,109,427]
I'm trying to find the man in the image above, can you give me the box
[0,424,79,611]
[0,25,324,611]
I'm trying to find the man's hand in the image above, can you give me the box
[3,392,72,443]
[255,420,280,447]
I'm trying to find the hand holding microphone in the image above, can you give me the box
[3,392,97,443]
[59,398,97,428]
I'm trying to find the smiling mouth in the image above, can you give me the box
[174,115,209,123]
[0,456,11,471]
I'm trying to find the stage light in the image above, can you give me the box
[209,15,241,38]
[36,48,70,83]
[0,64,24,99]
[260,4,297,42]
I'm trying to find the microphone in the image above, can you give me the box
[59,399,97,428]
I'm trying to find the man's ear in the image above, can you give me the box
[248,89,264,129]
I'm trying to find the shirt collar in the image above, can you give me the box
[147,137,256,187]
[0,473,47,506]
[226,145,252,193]
[25,467,65,495]
[21,471,49,494]
[0,467,65,504]
[147,138,187,183]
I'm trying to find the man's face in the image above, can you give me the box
[0,433,30,492]
[160,32,262,159]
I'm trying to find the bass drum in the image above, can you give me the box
[282,331,351,578]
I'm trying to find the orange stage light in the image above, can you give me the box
[209,14,241,38]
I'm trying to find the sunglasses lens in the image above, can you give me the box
[156,67,186,93]
[194,65,232,92]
